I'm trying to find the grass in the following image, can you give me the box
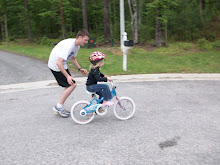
[0,40,219,75]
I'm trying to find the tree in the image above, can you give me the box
[82,0,88,31]
[155,7,165,47]
[0,0,9,47]
[0,13,2,41]
[0,0,219,43]
[200,0,203,15]
[60,0,66,39]
[147,0,179,47]
[24,0,33,42]
[4,13,9,47]
[128,0,143,44]
[103,0,111,44]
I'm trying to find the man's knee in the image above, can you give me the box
[68,83,77,90]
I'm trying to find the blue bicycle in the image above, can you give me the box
[71,81,135,124]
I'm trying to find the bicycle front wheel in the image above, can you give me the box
[113,97,135,120]
[71,100,94,124]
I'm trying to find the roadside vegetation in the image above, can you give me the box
[0,1,219,75]
[0,39,219,75]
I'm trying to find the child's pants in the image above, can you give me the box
[86,84,112,101]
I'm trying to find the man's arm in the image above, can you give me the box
[70,57,88,75]
[56,57,75,85]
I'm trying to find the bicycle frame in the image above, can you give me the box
[71,81,135,124]
[83,82,118,114]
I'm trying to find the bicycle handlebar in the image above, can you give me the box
[109,80,116,89]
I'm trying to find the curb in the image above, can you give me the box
[1,74,220,93]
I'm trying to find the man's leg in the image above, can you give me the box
[59,84,77,105]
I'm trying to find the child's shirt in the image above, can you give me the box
[86,68,107,86]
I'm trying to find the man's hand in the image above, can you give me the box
[67,76,75,86]
[80,68,88,75]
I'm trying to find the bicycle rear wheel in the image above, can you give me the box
[113,97,135,120]
[71,100,94,124]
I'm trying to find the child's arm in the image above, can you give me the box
[94,70,107,82]
[99,71,112,81]
[100,72,105,77]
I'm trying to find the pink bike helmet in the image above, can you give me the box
[89,51,106,64]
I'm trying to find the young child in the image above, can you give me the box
[86,51,114,107]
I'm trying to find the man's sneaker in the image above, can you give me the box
[53,105,70,118]
[64,110,70,115]
[53,106,59,114]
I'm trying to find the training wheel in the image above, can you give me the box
[96,104,107,116]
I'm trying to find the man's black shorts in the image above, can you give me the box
[50,69,71,87]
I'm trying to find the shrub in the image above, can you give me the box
[176,42,193,50]
[197,38,212,50]
[40,36,54,47]
[212,40,220,49]
[9,36,15,41]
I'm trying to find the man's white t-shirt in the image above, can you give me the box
[48,38,80,71]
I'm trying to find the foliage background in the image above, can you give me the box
[0,0,219,43]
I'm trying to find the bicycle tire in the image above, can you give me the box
[71,100,94,124]
[113,97,135,120]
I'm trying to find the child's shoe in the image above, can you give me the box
[103,101,114,107]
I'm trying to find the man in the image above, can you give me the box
[48,29,89,117]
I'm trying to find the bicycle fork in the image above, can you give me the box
[116,96,126,110]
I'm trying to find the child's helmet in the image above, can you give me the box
[89,51,106,64]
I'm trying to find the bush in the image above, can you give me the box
[212,40,220,49]
[197,38,212,50]
[9,36,15,41]
[40,36,54,47]
[176,42,193,50]
[66,32,76,38]
[96,35,104,43]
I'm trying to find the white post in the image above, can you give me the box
[120,0,125,51]
[120,0,130,71]
[123,50,127,71]
[123,32,127,71]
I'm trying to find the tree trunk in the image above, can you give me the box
[200,0,204,23]
[128,0,139,44]
[82,0,88,31]
[200,0,203,15]
[138,0,143,41]
[113,0,117,39]
[70,20,73,36]
[60,0,66,39]
[4,14,9,47]
[165,8,168,46]
[76,0,81,31]
[154,8,165,47]
[103,0,111,44]
[24,0,33,42]
[0,13,2,41]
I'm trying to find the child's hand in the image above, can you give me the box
[107,77,112,82]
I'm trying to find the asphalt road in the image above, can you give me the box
[0,51,220,165]
[0,51,54,85]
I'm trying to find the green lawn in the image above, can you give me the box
[0,41,219,75]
